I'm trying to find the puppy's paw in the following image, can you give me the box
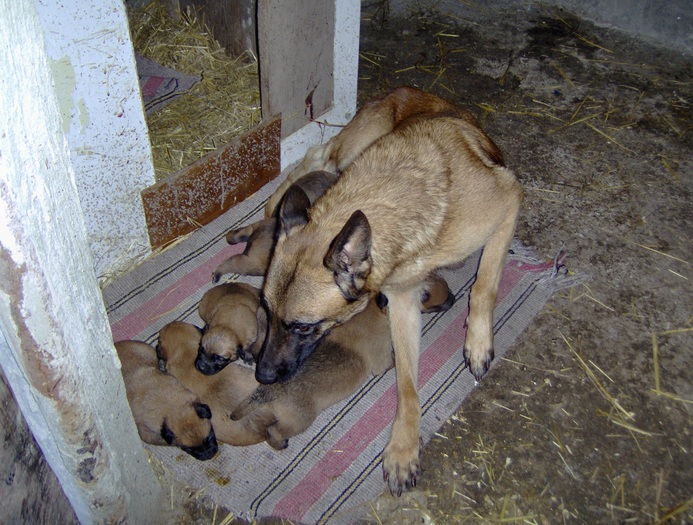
[463,319,495,381]
[382,435,422,496]
[225,229,249,245]
[212,271,222,283]
[267,427,289,450]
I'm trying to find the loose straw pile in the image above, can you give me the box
[128,1,262,180]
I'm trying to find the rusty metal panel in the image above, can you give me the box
[141,115,281,249]
[258,0,335,137]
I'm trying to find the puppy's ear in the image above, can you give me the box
[323,210,372,301]
[278,185,311,235]
[161,421,174,445]
[194,402,212,420]
[155,343,167,372]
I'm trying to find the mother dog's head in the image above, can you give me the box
[256,186,374,384]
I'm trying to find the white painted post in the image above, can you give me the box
[0,0,169,522]
[34,0,156,281]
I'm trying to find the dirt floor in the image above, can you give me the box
[176,2,691,524]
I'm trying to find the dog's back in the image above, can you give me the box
[157,322,270,446]
[115,340,218,460]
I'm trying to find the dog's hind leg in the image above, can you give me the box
[381,285,424,495]
[464,205,520,380]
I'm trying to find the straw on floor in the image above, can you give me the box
[102,170,582,524]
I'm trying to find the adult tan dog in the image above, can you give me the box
[213,170,338,280]
[256,86,523,494]
[196,282,266,375]
[114,340,218,460]
[157,322,269,446]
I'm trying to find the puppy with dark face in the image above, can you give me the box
[196,282,267,375]
[231,297,395,450]
[157,322,271,445]
[114,340,218,461]
[213,171,338,281]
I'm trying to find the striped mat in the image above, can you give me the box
[103,172,579,524]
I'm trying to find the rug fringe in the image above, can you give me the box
[509,239,590,292]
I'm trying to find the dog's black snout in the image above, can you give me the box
[255,361,278,384]
[186,430,218,461]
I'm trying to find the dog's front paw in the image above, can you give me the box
[463,317,495,381]
[463,344,494,381]
[382,436,422,496]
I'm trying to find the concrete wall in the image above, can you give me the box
[544,0,691,56]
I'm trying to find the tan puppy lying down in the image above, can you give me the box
[230,296,395,450]
[114,340,218,461]
[196,282,266,374]
[157,322,270,446]
[213,170,338,280]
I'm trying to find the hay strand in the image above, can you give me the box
[651,331,660,392]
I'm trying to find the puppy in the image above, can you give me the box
[230,297,394,450]
[256,86,523,493]
[213,170,338,280]
[157,322,270,446]
[114,340,218,461]
[196,282,267,375]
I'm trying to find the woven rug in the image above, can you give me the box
[135,53,200,115]
[103,171,581,524]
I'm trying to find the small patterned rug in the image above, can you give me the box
[135,53,200,115]
[103,171,582,524]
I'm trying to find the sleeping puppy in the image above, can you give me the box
[229,296,394,450]
[213,170,338,281]
[114,340,218,461]
[196,282,267,375]
[157,322,270,446]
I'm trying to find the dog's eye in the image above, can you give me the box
[291,323,313,335]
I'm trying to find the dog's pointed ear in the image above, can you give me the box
[248,304,268,361]
[323,210,372,300]
[161,421,174,444]
[194,402,212,420]
[278,185,311,235]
